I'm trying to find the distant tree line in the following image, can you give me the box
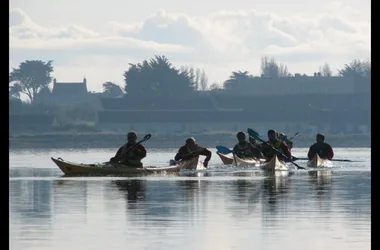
[9,56,371,104]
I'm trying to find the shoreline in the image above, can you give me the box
[9,132,371,149]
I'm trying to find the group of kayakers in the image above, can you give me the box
[109,130,334,168]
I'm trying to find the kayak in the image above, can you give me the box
[307,154,332,168]
[216,151,266,166]
[216,151,234,164]
[51,156,200,176]
[259,155,289,172]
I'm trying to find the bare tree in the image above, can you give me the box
[319,63,333,77]
[210,82,222,91]
[199,69,208,91]
[261,56,290,77]
[194,68,201,90]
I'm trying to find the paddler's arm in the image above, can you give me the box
[134,144,147,159]
[326,144,334,160]
[307,144,316,160]
[174,146,186,161]
[280,142,292,159]
[110,145,124,162]
[199,148,212,162]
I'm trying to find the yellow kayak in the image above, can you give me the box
[51,156,200,176]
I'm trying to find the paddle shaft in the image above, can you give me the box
[247,128,305,170]
[287,132,300,141]
[295,157,358,162]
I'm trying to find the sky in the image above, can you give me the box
[9,0,370,92]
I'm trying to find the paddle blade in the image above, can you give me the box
[216,145,233,154]
[247,128,263,142]
[143,134,152,141]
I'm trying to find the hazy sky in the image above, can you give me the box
[10,0,370,92]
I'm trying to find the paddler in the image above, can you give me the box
[233,131,263,159]
[261,129,292,161]
[173,137,212,168]
[110,131,147,167]
[307,133,334,160]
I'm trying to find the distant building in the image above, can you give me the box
[51,78,89,104]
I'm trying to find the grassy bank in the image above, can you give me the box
[9,131,371,149]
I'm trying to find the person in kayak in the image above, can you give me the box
[110,131,147,167]
[173,137,212,168]
[233,131,264,159]
[307,133,334,160]
[261,129,292,161]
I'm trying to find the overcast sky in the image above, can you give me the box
[10,0,370,92]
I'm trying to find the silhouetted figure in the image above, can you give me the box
[174,137,211,168]
[261,129,292,161]
[307,133,334,160]
[233,131,263,158]
[110,131,147,167]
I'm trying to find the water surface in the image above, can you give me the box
[10,148,371,250]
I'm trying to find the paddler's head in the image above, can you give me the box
[127,131,137,143]
[185,137,197,150]
[267,129,277,141]
[236,131,246,143]
[316,133,325,143]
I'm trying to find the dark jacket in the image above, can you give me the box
[307,142,334,160]
[233,141,264,158]
[174,145,212,162]
[113,142,147,167]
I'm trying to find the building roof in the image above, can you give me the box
[52,78,88,96]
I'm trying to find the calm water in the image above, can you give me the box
[10,147,371,250]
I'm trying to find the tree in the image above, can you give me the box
[102,82,124,97]
[199,69,208,91]
[9,60,54,103]
[179,66,209,91]
[224,71,252,90]
[261,56,290,77]
[9,85,22,99]
[319,63,333,77]
[124,55,194,97]
[209,82,222,91]
[338,59,371,78]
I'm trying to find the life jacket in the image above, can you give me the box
[121,143,143,166]
[235,141,254,158]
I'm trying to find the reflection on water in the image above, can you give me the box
[10,148,371,250]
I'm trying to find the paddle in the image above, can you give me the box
[292,157,360,162]
[287,132,300,141]
[216,145,234,154]
[247,128,306,170]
